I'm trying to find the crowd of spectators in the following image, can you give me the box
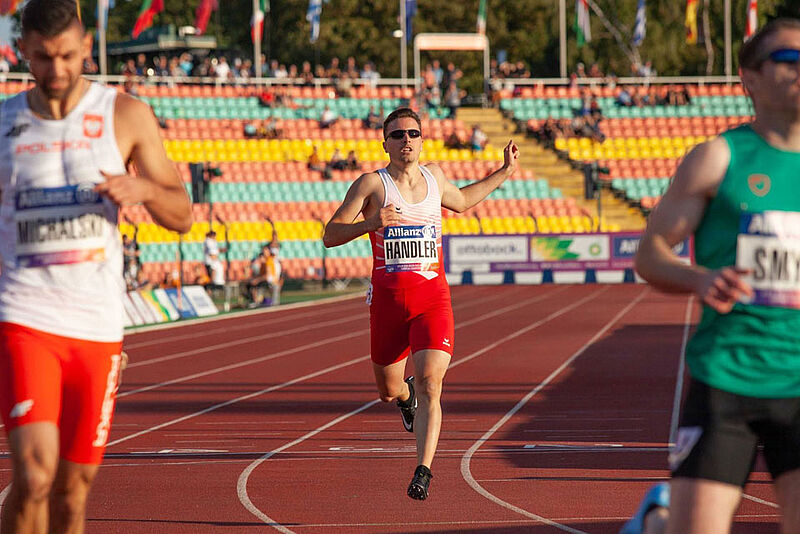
[308,146,361,180]
[419,61,467,116]
[115,52,382,92]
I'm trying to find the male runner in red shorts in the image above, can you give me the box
[323,107,518,499]
[0,1,193,531]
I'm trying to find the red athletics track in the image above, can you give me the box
[0,285,781,533]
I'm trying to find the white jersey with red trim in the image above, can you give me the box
[0,83,126,342]
[369,165,444,289]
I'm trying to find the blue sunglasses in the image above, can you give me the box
[766,48,800,65]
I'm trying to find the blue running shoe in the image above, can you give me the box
[619,482,671,534]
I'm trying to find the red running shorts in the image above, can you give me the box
[0,322,123,464]
[368,278,454,366]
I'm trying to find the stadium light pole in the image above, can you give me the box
[400,0,408,86]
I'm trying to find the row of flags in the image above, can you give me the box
[0,0,763,48]
[576,0,759,48]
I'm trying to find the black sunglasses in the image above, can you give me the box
[386,129,421,140]
[764,48,800,65]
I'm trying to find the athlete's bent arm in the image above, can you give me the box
[437,140,519,213]
[322,173,402,247]
[95,95,193,234]
[634,137,752,313]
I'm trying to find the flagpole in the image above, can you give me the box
[724,0,731,79]
[99,9,107,78]
[400,0,407,87]
[559,0,566,78]
[253,0,261,79]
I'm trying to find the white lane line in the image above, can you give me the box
[114,287,567,443]
[125,292,364,335]
[668,295,693,445]
[460,287,649,534]
[107,356,371,448]
[121,286,564,397]
[6,288,563,523]
[742,494,779,509]
[126,285,514,369]
[237,400,382,534]
[125,299,365,350]
[126,315,367,369]
[237,286,603,531]
[118,330,367,398]
[0,484,9,512]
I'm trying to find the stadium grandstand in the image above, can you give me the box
[0,75,752,293]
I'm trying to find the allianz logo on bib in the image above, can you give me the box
[16,184,101,210]
[385,225,436,240]
[741,211,800,238]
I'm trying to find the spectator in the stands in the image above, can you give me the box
[345,150,361,171]
[135,53,147,76]
[192,263,211,288]
[246,246,281,307]
[617,86,633,106]
[444,81,462,118]
[121,58,137,77]
[445,130,467,149]
[300,61,315,85]
[308,146,332,179]
[424,85,442,110]
[326,57,342,82]
[329,148,347,171]
[470,124,488,152]
[203,230,226,288]
[244,121,258,138]
[319,105,338,128]
[364,106,383,130]
[179,53,194,76]
[360,62,380,88]
[214,57,231,81]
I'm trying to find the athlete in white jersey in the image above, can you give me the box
[0,1,192,532]
[323,108,518,499]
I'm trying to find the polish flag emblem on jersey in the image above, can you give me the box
[83,114,103,138]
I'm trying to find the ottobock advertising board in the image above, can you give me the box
[443,232,691,273]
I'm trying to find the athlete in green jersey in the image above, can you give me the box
[635,18,800,534]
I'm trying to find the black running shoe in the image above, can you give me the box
[407,464,432,500]
[397,376,416,432]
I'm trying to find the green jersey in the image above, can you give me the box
[687,125,800,398]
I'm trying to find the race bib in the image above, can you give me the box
[736,211,800,308]
[383,225,439,274]
[14,184,108,267]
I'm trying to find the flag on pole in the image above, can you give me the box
[307,0,322,44]
[745,0,757,41]
[195,0,217,36]
[477,0,487,35]
[250,0,266,43]
[574,0,591,47]
[685,0,698,44]
[132,0,164,38]
[632,0,646,47]
[405,0,416,39]
[0,43,17,65]
[0,0,20,15]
